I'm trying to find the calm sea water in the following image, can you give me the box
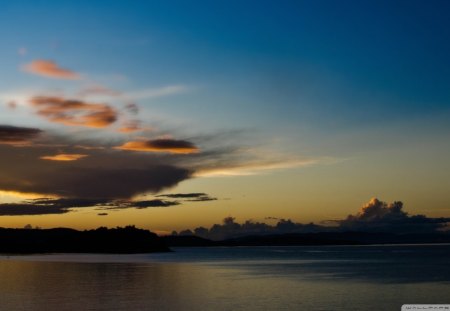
[1,244,449,310]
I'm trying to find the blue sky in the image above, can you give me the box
[0,0,449,230]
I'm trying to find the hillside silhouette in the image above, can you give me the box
[0,226,169,254]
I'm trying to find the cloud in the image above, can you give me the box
[0,198,110,216]
[174,199,450,240]
[194,158,321,177]
[74,145,106,150]
[0,125,42,145]
[0,134,194,199]
[0,165,191,199]
[175,217,325,240]
[77,85,121,97]
[338,198,450,233]
[0,124,317,207]
[130,199,180,208]
[157,193,217,202]
[125,85,188,100]
[0,203,69,216]
[124,102,139,114]
[118,120,142,133]
[22,60,80,79]
[97,199,182,210]
[115,139,199,154]
[7,101,17,109]
[18,48,27,56]
[29,96,118,128]
[40,154,88,161]
[0,197,181,216]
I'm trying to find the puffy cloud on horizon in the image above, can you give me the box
[176,217,326,240]
[29,96,118,128]
[338,198,450,233]
[115,139,199,154]
[175,199,450,240]
[22,60,80,80]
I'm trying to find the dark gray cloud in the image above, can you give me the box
[130,199,180,208]
[0,197,181,216]
[0,198,112,215]
[0,203,70,216]
[0,125,42,143]
[156,193,217,202]
[0,123,298,216]
[0,141,192,199]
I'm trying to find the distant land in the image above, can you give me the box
[163,231,450,247]
[0,226,169,254]
[1,226,449,254]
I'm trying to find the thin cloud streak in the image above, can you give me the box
[22,60,80,80]
[125,85,189,100]
[194,158,323,177]
[40,154,88,161]
[115,139,199,154]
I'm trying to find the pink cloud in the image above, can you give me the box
[23,60,80,80]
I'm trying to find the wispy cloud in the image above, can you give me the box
[125,85,188,100]
[77,85,122,97]
[118,120,143,133]
[18,47,27,56]
[194,158,322,177]
[22,60,80,80]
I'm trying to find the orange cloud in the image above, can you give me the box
[40,154,88,161]
[22,60,80,79]
[29,96,117,128]
[115,139,199,154]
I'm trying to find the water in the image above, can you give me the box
[1,244,449,310]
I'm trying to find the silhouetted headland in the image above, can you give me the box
[0,226,170,254]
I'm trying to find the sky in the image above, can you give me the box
[0,0,449,233]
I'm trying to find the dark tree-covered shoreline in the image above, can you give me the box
[0,226,170,254]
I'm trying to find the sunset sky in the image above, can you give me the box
[0,0,449,233]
